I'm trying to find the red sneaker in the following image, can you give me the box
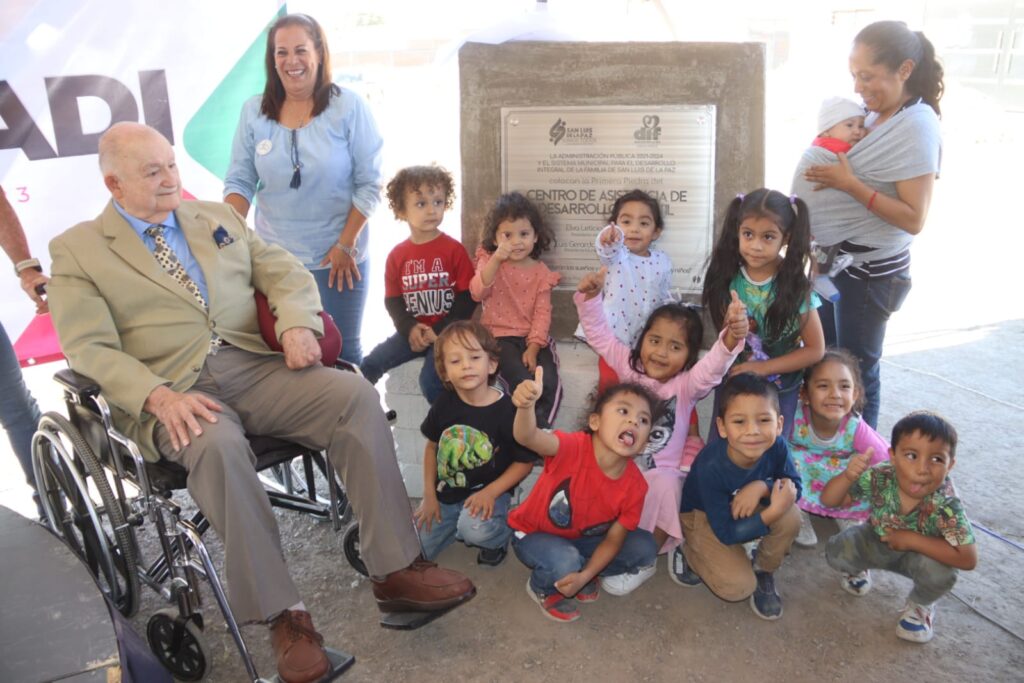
[526,580,580,622]
[575,579,600,602]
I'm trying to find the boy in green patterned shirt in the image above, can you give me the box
[820,411,976,643]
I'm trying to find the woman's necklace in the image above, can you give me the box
[282,98,313,189]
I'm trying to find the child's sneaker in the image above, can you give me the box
[835,517,860,533]
[600,564,655,596]
[841,570,872,596]
[575,579,599,602]
[667,546,702,587]
[743,539,759,560]
[795,510,818,547]
[749,571,783,620]
[526,579,580,623]
[896,600,935,643]
[476,544,508,567]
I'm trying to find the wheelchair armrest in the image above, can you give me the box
[54,368,102,401]
[333,359,359,374]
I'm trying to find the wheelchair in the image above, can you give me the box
[31,366,366,681]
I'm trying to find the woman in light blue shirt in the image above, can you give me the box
[225,13,382,364]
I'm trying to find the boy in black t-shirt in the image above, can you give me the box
[415,320,537,565]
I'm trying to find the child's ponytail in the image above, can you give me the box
[763,193,812,343]
[701,194,745,331]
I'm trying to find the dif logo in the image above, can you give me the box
[634,115,661,142]
[0,71,173,160]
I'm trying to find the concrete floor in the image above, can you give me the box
[98,319,1024,681]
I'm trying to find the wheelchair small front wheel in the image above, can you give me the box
[146,608,210,682]
[342,522,368,576]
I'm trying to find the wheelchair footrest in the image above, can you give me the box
[265,647,355,682]
[378,595,473,631]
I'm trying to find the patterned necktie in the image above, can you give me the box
[145,225,207,308]
[145,224,223,354]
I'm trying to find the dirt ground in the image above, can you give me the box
[123,320,1024,683]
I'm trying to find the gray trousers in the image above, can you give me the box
[825,523,958,606]
[157,347,420,623]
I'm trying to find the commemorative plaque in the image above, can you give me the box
[501,105,716,294]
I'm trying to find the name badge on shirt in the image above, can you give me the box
[256,139,272,156]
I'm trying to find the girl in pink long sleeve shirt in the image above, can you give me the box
[574,269,748,594]
[471,193,562,427]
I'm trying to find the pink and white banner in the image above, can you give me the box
[1,0,286,341]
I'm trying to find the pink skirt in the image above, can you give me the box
[638,467,686,553]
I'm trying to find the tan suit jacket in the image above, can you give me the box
[48,199,323,461]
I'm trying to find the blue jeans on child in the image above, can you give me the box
[817,270,912,429]
[417,492,513,561]
[826,522,957,605]
[312,260,371,366]
[360,331,444,404]
[513,529,657,596]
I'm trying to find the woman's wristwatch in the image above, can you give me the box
[334,243,359,260]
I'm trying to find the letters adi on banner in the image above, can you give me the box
[0,0,284,337]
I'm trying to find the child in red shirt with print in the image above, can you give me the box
[509,370,658,622]
[360,165,476,403]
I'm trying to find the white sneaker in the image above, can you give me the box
[600,564,655,596]
[795,510,818,547]
[835,518,861,533]
[896,600,935,643]
[841,570,872,596]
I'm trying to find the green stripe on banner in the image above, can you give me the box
[183,5,287,181]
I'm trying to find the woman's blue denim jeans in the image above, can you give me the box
[818,270,912,428]
[313,259,370,366]
[0,322,41,489]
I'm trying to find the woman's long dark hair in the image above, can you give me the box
[855,20,944,117]
[260,13,339,121]
[701,189,812,343]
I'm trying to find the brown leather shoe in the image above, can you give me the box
[269,610,330,683]
[371,556,476,613]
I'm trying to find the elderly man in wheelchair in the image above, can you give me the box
[40,122,474,683]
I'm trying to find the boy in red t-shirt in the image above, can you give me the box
[509,369,658,622]
[360,166,476,403]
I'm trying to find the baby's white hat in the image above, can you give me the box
[818,96,865,135]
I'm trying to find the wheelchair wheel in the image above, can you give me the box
[342,522,368,576]
[33,412,141,617]
[270,454,353,526]
[146,608,210,682]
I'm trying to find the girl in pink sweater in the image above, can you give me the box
[574,268,748,595]
[471,192,562,427]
